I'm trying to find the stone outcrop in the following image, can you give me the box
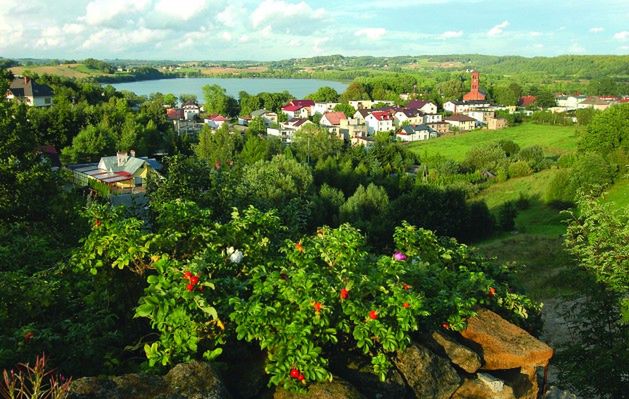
[273,377,365,399]
[461,308,554,370]
[69,361,231,399]
[394,343,461,399]
[430,331,482,373]
[69,308,555,399]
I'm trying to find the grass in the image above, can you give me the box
[602,177,629,210]
[409,123,578,162]
[10,63,103,79]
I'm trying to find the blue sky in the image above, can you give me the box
[1,0,627,60]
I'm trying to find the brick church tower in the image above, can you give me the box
[463,70,486,101]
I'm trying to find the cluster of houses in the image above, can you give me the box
[551,94,627,113]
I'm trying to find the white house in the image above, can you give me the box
[183,102,201,120]
[204,115,227,128]
[556,95,586,110]
[266,118,312,143]
[352,109,371,124]
[422,113,442,124]
[396,124,437,142]
[6,77,53,107]
[407,99,438,114]
[444,100,491,114]
[444,114,477,131]
[281,100,314,119]
[394,109,424,127]
[312,102,339,115]
[465,110,495,124]
[251,109,278,126]
[365,111,394,134]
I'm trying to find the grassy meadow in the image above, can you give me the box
[409,123,578,162]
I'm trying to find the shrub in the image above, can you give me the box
[508,160,533,178]
[498,201,518,231]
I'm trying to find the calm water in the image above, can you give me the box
[112,78,347,101]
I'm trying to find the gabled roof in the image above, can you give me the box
[208,114,227,121]
[321,111,347,126]
[396,108,423,118]
[355,109,371,118]
[8,77,53,98]
[400,124,434,135]
[518,95,537,107]
[282,104,303,112]
[290,99,315,107]
[251,109,268,117]
[370,111,393,121]
[99,156,148,176]
[445,114,477,122]
[288,118,310,127]
[580,97,610,105]
[407,100,434,109]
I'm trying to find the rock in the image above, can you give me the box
[219,345,267,399]
[273,377,365,399]
[331,356,410,399]
[494,368,538,399]
[394,343,461,399]
[461,308,554,370]
[544,385,578,399]
[431,331,482,373]
[165,361,232,399]
[69,374,169,399]
[451,373,516,399]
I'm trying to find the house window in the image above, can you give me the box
[44,97,51,104]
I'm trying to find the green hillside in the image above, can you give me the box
[409,124,578,162]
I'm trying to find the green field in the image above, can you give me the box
[602,178,629,210]
[409,123,578,162]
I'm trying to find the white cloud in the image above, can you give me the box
[154,0,209,21]
[82,27,168,51]
[82,0,150,26]
[239,34,250,43]
[222,32,232,41]
[529,31,542,37]
[613,31,629,41]
[355,28,386,40]
[251,0,324,29]
[568,42,585,53]
[440,30,463,39]
[217,5,244,28]
[589,27,604,33]
[487,20,509,37]
[63,23,85,35]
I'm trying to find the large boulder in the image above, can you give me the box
[461,308,554,370]
[273,377,365,399]
[164,361,232,399]
[69,361,231,399]
[451,373,516,399]
[431,331,482,373]
[394,343,461,399]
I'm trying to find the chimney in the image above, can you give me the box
[129,149,136,158]
[117,151,128,167]
[24,76,30,85]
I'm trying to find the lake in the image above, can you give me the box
[112,78,347,101]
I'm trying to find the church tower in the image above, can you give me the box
[463,70,486,101]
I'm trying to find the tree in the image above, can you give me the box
[517,145,545,170]
[179,93,198,105]
[463,143,506,172]
[247,116,266,136]
[533,90,556,108]
[340,82,370,102]
[61,123,115,163]
[203,84,239,116]
[578,104,628,158]
[194,124,236,165]
[333,103,356,118]
[306,86,339,102]
[340,183,390,244]
[292,124,343,164]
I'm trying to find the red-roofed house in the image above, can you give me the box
[518,96,537,107]
[281,99,315,119]
[204,114,228,129]
[320,111,348,136]
[365,111,394,133]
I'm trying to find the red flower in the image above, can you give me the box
[402,283,411,291]
[488,287,496,298]
[214,160,222,170]
[23,331,34,343]
[183,271,192,280]
[189,275,199,285]
[340,288,349,300]
[94,219,101,228]
[313,302,322,313]
[295,241,304,253]
[368,310,378,320]
[297,374,305,382]
[403,302,410,309]
[290,368,300,379]
[186,283,195,291]
[441,322,450,330]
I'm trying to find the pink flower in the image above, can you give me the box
[393,251,407,261]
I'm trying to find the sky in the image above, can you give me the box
[1,0,628,61]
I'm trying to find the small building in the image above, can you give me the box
[556,95,587,110]
[68,152,162,196]
[320,111,347,136]
[422,113,442,124]
[578,97,613,111]
[444,100,492,114]
[312,102,340,115]
[204,114,228,129]
[486,117,508,130]
[518,95,537,107]
[365,111,394,134]
[407,99,438,114]
[444,114,477,131]
[251,109,278,126]
[183,102,201,120]
[266,118,312,143]
[394,109,424,127]
[6,76,53,107]
[396,124,438,142]
[166,107,184,120]
[352,109,371,124]
[281,99,315,119]
[427,121,450,135]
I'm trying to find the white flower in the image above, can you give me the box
[229,248,243,264]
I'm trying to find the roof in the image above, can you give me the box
[282,104,303,112]
[407,100,432,109]
[396,109,423,118]
[518,95,537,107]
[581,97,610,105]
[355,109,371,118]
[290,99,315,107]
[370,111,393,121]
[251,109,268,117]
[400,124,434,135]
[448,100,491,106]
[445,114,477,122]
[99,156,147,175]
[321,111,347,126]
[208,114,227,121]
[183,102,199,108]
[288,118,310,127]
[8,77,53,98]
